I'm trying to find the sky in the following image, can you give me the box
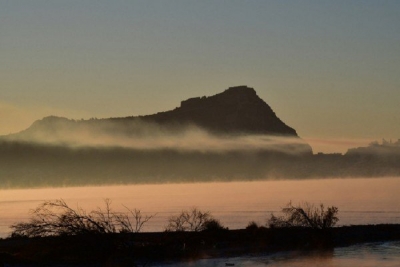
[1,1,399,153]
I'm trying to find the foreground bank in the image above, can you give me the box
[1,224,400,266]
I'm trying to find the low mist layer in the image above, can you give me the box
[4,116,311,154]
[1,83,399,188]
[1,116,400,188]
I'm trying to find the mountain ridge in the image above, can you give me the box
[137,85,297,136]
[9,86,299,139]
[1,87,400,188]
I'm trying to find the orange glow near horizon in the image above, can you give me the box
[2,178,400,237]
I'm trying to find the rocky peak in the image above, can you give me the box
[222,85,257,96]
[180,86,256,109]
[6,86,301,140]
[143,86,298,136]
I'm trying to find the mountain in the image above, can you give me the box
[136,86,298,136]
[6,86,302,143]
[1,86,400,189]
[0,86,319,188]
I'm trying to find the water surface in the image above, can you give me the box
[157,241,400,267]
[1,177,399,238]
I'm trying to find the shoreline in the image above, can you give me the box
[1,224,400,266]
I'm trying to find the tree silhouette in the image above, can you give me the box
[10,199,155,237]
[268,202,339,229]
[165,208,224,232]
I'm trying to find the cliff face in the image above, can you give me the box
[139,86,298,136]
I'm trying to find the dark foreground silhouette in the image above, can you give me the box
[1,225,400,266]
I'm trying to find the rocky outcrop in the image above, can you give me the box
[9,86,299,139]
[139,86,298,136]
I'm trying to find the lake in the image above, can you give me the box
[1,177,400,238]
[157,241,400,267]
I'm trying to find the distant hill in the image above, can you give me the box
[4,86,399,188]
[8,86,299,142]
[3,86,312,155]
[346,139,400,156]
[0,86,319,188]
[136,86,298,136]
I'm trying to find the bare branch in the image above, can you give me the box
[10,199,155,237]
[165,208,223,232]
[268,202,339,229]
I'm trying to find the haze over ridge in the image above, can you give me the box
[3,86,312,154]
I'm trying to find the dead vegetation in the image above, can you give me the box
[10,199,155,237]
[165,208,226,232]
[268,201,339,229]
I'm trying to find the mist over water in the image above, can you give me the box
[0,117,322,188]
[5,117,311,154]
[3,117,400,189]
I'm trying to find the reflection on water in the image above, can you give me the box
[156,242,400,267]
[1,178,400,238]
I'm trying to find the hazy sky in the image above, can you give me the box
[1,1,399,153]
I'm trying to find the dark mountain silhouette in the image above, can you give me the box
[0,86,317,187]
[137,86,298,136]
[1,86,399,188]
[9,86,299,141]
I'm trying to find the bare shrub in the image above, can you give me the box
[268,202,339,229]
[10,199,155,237]
[114,206,155,233]
[165,208,221,232]
[246,221,259,231]
[202,218,227,231]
